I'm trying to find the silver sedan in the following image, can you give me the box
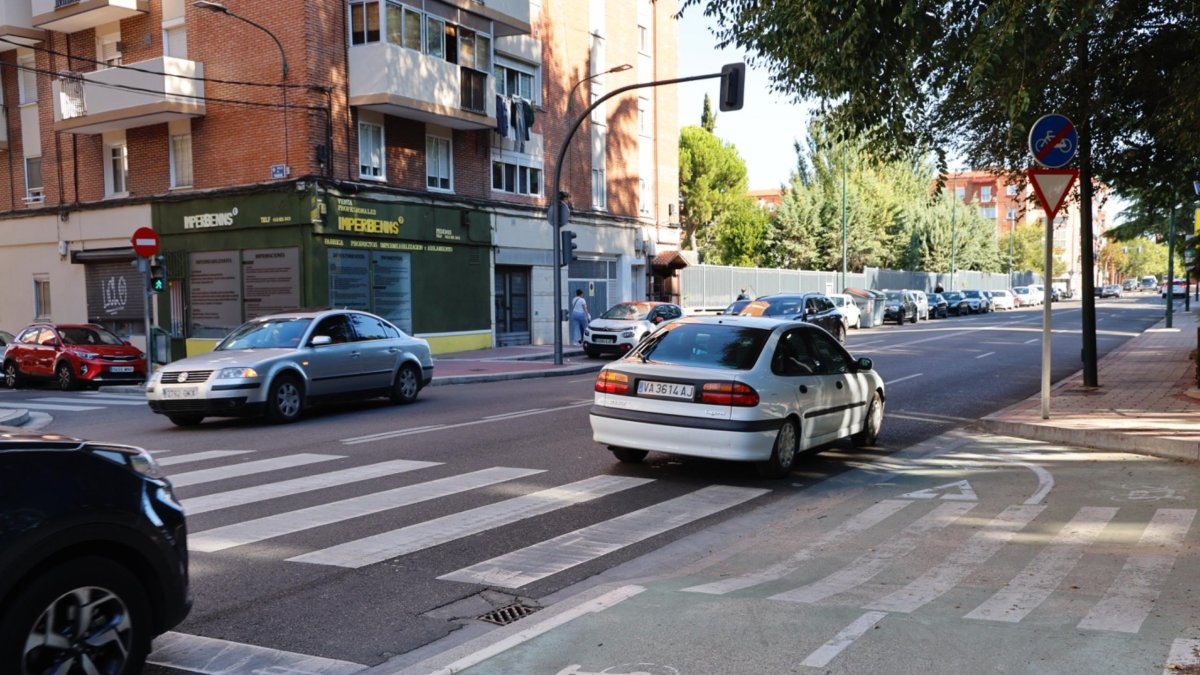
[146,310,433,426]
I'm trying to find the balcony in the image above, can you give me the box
[467,0,531,37]
[0,0,46,51]
[349,42,496,130]
[52,56,204,135]
[33,0,148,33]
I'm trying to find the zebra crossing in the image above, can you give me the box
[0,390,147,412]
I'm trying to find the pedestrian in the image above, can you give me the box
[570,289,589,345]
[736,288,750,301]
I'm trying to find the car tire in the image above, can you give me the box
[168,414,204,427]
[833,323,846,344]
[4,360,21,389]
[56,362,76,391]
[610,446,648,463]
[852,392,884,447]
[909,310,918,324]
[584,346,599,359]
[390,363,421,405]
[0,556,152,675]
[757,418,799,479]
[266,374,304,424]
[895,311,904,325]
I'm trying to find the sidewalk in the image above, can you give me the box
[426,344,601,385]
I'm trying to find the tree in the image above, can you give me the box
[700,93,716,133]
[678,125,749,251]
[705,198,769,266]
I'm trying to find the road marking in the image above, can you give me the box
[901,480,977,501]
[770,502,976,604]
[156,450,253,467]
[1078,508,1195,633]
[148,631,364,675]
[996,449,1056,505]
[1164,638,1200,674]
[181,459,441,515]
[964,506,1117,623]
[291,475,653,568]
[80,391,147,400]
[189,467,544,553]
[889,411,974,423]
[867,505,1046,613]
[168,453,343,488]
[38,396,147,406]
[340,401,593,445]
[975,351,995,359]
[800,611,888,668]
[1024,338,1039,344]
[0,402,102,411]
[884,373,923,385]
[483,407,546,420]
[683,499,912,596]
[340,425,447,443]
[439,485,768,588]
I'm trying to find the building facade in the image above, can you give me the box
[0,0,680,358]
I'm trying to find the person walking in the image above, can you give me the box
[570,289,590,345]
[736,288,750,301]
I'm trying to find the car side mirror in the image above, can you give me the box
[41,338,58,347]
[311,335,332,346]
[856,357,873,371]
[653,316,664,324]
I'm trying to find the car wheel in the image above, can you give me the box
[610,446,648,463]
[4,360,21,389]
[390,363,421,405]
[895,311,904,325]
[0,556,152,675]
[266,374,304,424]
[853,392,884,447]
[757,418,799,479]
[833,323,846,344]
[584,347,599,359]
[909,310,918,324]
[56,362,77,391]
[168,414,204,427]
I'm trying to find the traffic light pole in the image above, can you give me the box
[550,69,731,364]
[138,256,154,378]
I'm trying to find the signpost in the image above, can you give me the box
[131,227,160,377]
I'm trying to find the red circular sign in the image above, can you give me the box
[131,226,160,257]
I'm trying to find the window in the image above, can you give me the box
[350,1,380,44]
[425,15,445,58]
[1006,184,1018,196]
[17,54,36,104]
[459,27,476,68]
[358,121,384,179]
[495,62,536,101]
[638,25,649,54]
[385,2,421,49]
[1007,207,1018,221]
[170,133,193,188]
[980,206,997,219]
[639,178,651,215]
[592,168,606,209]
[105,142,128,196]
[980,185,993,202]
[164,24,187,58]
[426,135,451,191]
[491,160,541,195]
[638,97,649,135]
[954,186,965,201]
[24,157,43,203]
[33,274,50,319]
[99,35,122,67]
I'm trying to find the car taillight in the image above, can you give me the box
[701,381,759,407]
[595,371,630,395]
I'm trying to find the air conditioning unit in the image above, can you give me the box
[644,239,657,257]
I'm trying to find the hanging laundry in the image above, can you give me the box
[513,99,528,152]
[495,94,509,137]
[522,100,534,140]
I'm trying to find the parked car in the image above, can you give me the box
[909,290,931,321]
[925,293,949,319]
[145,309,433,426]
[590,317,885,478]
[941,291,970,316]
[4,323,146,391]
[584,302,683,358]
[721,299,752,316]
[882,290,919,324]
[0,430,190,675]
[827,293,862,329]
[1162,279,1187,298]
[1123,279,1138,292]
[961,289,992,313]
[737,293,847,342]
[1141,275,1158,292]
[989,289,1016,310]
[1100,283,1122,298]
[1012,286,1039,306]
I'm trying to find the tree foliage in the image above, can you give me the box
[678,125,749,250]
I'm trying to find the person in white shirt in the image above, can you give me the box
[570,289,590,345]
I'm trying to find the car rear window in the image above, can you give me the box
[634,323,770,370]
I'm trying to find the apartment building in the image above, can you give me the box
[0,0,679,357]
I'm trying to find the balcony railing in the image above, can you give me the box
[349,42,496,130]
[33,0,148,33]
[52,56,205,135]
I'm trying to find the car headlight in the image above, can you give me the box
[217,367,259,379]
[621,330,635,338]
[87,444,166,480]
[584,329,591,336]
[76,351,100,360]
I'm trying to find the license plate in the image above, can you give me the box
[111,366,134,373]
[637,380,694,400]
[162,387,198,399]
[594,335,615,343]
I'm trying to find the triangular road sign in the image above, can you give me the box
[1027,168,1079,221]
[901,480,978,501]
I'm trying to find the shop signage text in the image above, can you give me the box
[322,237,453,253]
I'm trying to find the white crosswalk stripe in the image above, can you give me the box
[169,453,344,488]
[0,401,102,411]
[37,396,146,406]
[157,450,253,467]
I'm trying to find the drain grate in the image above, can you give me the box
[477,602,540,626]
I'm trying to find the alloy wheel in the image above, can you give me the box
[22,586,134,675]
[274,381,301,419]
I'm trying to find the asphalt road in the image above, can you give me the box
[0,295,1167,673]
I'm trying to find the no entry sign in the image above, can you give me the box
[131,227,160,258]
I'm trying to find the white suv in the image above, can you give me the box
[907,290,930,321]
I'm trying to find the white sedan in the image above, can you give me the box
[589,316,885,478]
[828,293,862,329]
[989,289,1016,310]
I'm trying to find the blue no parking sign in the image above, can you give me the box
[1028,114,1078,168]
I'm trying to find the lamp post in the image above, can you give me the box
[950,173,958,291]
[566,63,631,114]
[1167,192,1177,328]
[841,135,847,291]
[194,1,289,172]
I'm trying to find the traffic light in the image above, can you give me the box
[148,257,167,293]
[719,62,745,112]
[560,229,578,267]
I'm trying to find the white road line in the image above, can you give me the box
[79,392,147,400]
[1078,508,1196,633]
[888,412,956,425]
[290,475,653,568]
[1163,638,1200,674]
[683,499,913,596]
[38,396,147,406]
[181,459,441,515]
[189,467,543,553]
[770,502,976,605]
[438,485,769,588]
[894,411,974,423]
[1024,338,1039,344]
[0,402,102,412]
[168,453,343,488]
[800,611,888,668]
[964,506,1117,623]
[884,373,923,385]
[148,631,364,675]
[483,407,545,420]
[996,450,1056,505]
[156,450,253,467]
[975,351,995,359]
[340,425,447,443]
[340,401,593,445]
[867,505,1046,613]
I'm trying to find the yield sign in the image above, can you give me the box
[1027,168,1079,222]
[901,480,978,501]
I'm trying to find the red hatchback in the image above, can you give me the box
[4,323,146,390]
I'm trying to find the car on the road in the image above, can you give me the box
[1012,286,1039,306]
[736,293,847,342]
[961,289,991,313]
[1100,283,1122,298]
[1162,279,1187,298]
[1122,279,1138,292]
[940,291,970,316]
[989,289,1016,310]
[4,323,146,390]
[584,301,683,358]
[882,290,919,324]
[589,316,885,478]
[146,309,433,426]
[926,292,949,319]
[828,293,862,329]
[1141,275,1158,292]
[0,430,190,675]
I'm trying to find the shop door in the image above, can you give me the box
[495,266,530,346]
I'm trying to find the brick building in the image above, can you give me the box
[0,0,679,357]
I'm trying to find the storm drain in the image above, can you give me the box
[477,602,540,625]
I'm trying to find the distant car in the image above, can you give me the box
[926,293,949,319]
[881,290,920,324]
[1100,284,1121,298]
[737,293,847,342]
[146,309,433,426]
[909,290,931,321]
[1141,276,1158,292]
[827,293,862,329]
[961,290,992,313]
[0,430,190,675]
[941,291,970,316]
[1123,279,1138,292]
[721,300,752,316]
[590,317,885,478]
[1012,286,1039,306]
[989,289,1016,310]
[584,302,683,358]
[1162,279,1187,298]
[4,323,146,390]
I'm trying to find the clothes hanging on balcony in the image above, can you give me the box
[512,99,528,152]
[522,100,535,131]
[495,95,509,136]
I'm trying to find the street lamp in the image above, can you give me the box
[566,63,631,113]
[950,172,958,291]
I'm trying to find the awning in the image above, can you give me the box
[651,250,689,269]
[70,247,137,264]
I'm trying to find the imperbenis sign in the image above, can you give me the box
[183,208,237,230]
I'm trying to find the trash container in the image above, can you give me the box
[844,288,887,328]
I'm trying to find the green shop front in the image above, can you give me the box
[153,187,493,360]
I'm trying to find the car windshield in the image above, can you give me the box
[600,303,656,320]
[722,300,750,315]
[59,327,125,346]
[885,291,904,301]
[632,322,770,370]
[1014,287,1029,293]
[216,318,312,350]
[963,290,982,298]
[993,291,1009,297]
[943,292,963,301]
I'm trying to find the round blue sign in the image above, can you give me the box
[1028,114,1077,168]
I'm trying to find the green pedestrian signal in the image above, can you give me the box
[149,259,167,293]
